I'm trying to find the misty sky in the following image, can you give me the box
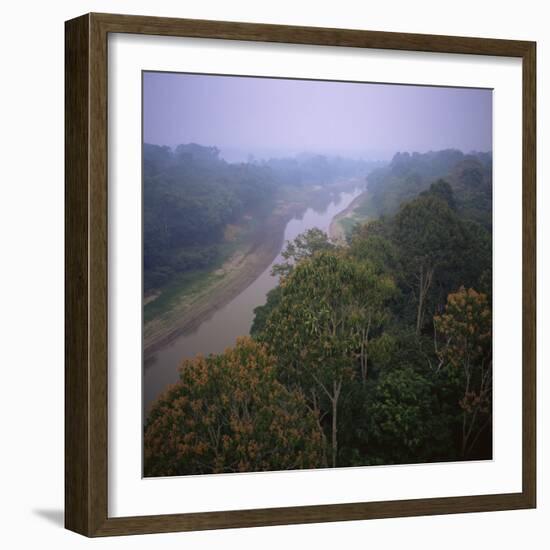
[143,72,492,161]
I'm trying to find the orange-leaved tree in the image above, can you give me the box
[144,336,325,476]
[434,287,492,458]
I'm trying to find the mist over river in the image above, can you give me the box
[144,187,362,412]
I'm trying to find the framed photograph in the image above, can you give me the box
[65,13,536,537]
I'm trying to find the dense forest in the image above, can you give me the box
[143,143,375,293]
[144,149,493,476]
[359,149,492,228]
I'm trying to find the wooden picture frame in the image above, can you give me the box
[65,12,536,537]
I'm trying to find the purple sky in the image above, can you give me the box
[143,72,492,161]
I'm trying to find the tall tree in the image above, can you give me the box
[434,287,492,458]
[392,194,464,334]
[272,228,334,278]
[260,251,395,466]
[144,337,324,476]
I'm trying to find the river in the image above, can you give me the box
[143,186,362,412]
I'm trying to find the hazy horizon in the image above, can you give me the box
[143,141,492,165]
[144,72,492,162]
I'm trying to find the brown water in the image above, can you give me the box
[143,186,362,412]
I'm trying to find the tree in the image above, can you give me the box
[142,142,279,293]
[366,366,451,464]
[272,228,334,278]
[260,251,395,467]
[392,194,464,334]
[349,223,401,276]
[250,286,282,337]
[144,337,324,476]
[420,179,456,210]
[434,287,492,458]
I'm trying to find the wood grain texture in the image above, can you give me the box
[93,493,532,536]
[521,42,537,508]
[92,12,532,56]
[64,12,537,537]
[65,14,91,535]
[88,13,109,535]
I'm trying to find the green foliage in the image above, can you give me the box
[272,228,334,278]
[448,156,493,229]
[367,333,398,369]
[420,179,456,210]
[145,147,494,475]
[250,286,282,337]
[389,185,491,334]
[143,143,277,292]
[393,194,462,272]
[349,225,402,277]
[366,366,452,464]
[259,251,396,466]
[265,153,380,186]
[143,144,382,299]
[262,252,395,388]
[365,149,492,222]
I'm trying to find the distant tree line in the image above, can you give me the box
[361,149,492,230]
[144,143,275,291]
[143,143,376,292]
